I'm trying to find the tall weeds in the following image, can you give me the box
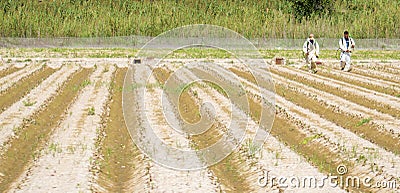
[0,0,398,38]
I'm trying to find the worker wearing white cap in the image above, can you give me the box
[303,33,319,73]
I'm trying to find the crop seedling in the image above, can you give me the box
[81,80,91,88]
[301,133,323,145]
[67,145,76,154]
[356,118,372,127]
[103,66,109,73]
[244,140,260,159]
[23,99,36,107]
[73,79,91,91]
[49,143,62,156]
[88,107,95,116]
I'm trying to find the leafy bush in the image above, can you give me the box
[288,0,334,20]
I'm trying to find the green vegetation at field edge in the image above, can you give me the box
[0,0,399,38]
[1,48,400,60]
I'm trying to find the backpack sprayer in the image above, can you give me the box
[337,33,354,60]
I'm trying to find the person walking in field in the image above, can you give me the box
[339,31,355,72]
[303,33,319,73]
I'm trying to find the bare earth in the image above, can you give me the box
[0,57,399,193]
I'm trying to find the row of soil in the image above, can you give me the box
[0,68,92,192]
[152,66,262,192]
[0,66,20,79]
[0,66,56,113]
[11,65,115,192]
[271,69,400,154]
[270,66,400,119]
[162,63,346,192]
[305,66,400,97]
[212,66,363,192]
[94,68,148,192]
[0,65,79,154]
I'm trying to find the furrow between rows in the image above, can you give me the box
[122,64,221,192]
[0,65,79,152]
[93,67,147,192]
[12,65,114,192]
[0,68,93,192]
[230,66,400,192]
[0,65,57,114]
[0,66,20,79]
[323,62,400,84]
[354,62,400,76]
[351,68,400,84]
[313,66,400,97]
[178,63,345,192]
[269,72,400,136]
[160,63,273,192]
[0,64,41,92]
[270,65,400,118]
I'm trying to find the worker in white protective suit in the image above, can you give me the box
[303,33,319,73]
[339,31,355,72]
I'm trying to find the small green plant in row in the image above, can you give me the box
[23,99,36,107]
[301,133,323,145]
[356,118,372,127]
[72,79,92,91]
[88,107,95,116]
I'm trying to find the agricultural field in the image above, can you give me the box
[0,49,399,192]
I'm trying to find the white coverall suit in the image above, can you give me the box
[339,37,355,71]
[303,38,319,71]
